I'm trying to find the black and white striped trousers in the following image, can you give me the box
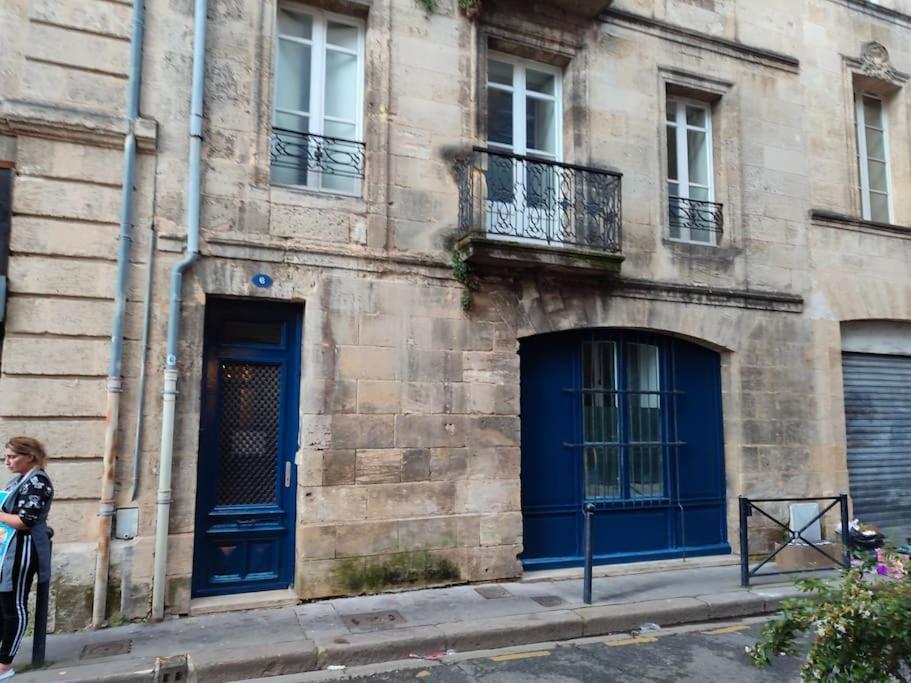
[0,534,36,665]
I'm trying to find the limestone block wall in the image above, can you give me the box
[0,0,909,630]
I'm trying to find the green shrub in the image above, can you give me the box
[748,568,911,682]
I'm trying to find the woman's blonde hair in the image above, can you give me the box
[5,437,47,469]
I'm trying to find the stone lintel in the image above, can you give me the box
[456,233,624,278]
[0,98,158,153]
[602,8,800,74]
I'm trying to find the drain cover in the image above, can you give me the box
[81,639,133,659]
[341,610,407,632]
[475,585,511,599]
[531,595,564,607]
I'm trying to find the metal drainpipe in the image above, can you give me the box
[129,223,156,501]
[92,0,146,629]
[151,0,207,621]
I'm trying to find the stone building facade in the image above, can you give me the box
[0,0,910,629]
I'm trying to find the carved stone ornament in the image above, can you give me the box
[858,42,908,86]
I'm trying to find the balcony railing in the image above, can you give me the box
[457,148,622,253]
[668,196,723,243]
[270,128,365,192]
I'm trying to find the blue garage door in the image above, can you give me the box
[520,330,729,569]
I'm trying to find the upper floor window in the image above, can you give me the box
[271,6,365,194]
[854,92,893,224]
[666,96,721,244]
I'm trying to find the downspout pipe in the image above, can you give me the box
[93,0,145,629]
[151,0,207,621]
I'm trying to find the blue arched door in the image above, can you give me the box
[519,330,728,569]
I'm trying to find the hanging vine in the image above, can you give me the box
[452,250,479,311]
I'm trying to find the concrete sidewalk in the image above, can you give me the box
[15,557,816,682]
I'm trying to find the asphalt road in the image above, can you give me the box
[255,618,804,683]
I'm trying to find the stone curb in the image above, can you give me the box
[19,589,795,682]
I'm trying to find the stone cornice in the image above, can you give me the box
[0,99,157,152]
[833,0,911,28]
[601,8,800,74]
[609,277,804,313]
[810,209,911,239]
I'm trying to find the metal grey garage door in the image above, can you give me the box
[842,352,911,543]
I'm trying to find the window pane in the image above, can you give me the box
[583,392,618,443]
[526,68,555,95]
[583,341,616,389]
[485,153,515,203]
[584,446,620,499]
[278,8,312,39]
[325,50,358,120]
[863,96,883,129]
[666,99,676,122]
[271,112,309,186]
[321,120,358,193]
[870,192,890,223]
[630,445,662,498]
[865,126,885,160]
[327,21,358,50]
[687,130,708,186]
[686,105,706,128]
[627,343,659,412]
[688,184,709,201]
[666,125,677,181]
[867,158,888,194]
[487,88,513,146]
[667,181,679,198]
[276,39,311,113]
[488,60,512,86]
[526,97,555,154]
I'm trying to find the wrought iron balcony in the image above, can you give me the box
[270,127,365,192]
[668,196,723,244]
[456,148,622,262]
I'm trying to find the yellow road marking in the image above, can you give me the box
[490,650,552,662]
[702,625,750,635]
[605,636,658,647]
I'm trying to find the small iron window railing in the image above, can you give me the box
[668,196,723,242]
[270,128,366,187]
[456,147,622,253]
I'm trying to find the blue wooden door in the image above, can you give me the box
[192,299,302,597]
[520,330,728,569]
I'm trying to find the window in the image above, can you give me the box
[484,54,562,237]
[582,340,665,501]
[854,92,893,224]
[271,6,364,193]
[666,96,719,244]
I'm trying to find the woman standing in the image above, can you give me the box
[0,438,53,680]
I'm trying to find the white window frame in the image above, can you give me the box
[272,4,365,195]
[486,51,563,162]
[485,52,563,241]
[854,91,894,224]
[666,96,716,244]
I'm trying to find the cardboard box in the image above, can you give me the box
[774,541,845,571]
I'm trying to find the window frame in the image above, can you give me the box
[665,95,716,245]
[271,3,366,195]
[581,336,669,503]
[485,51,563,163]
[854,91,894,224]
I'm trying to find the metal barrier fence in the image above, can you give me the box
[738,495,850,587]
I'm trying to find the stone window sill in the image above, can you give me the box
[810,209,911,238]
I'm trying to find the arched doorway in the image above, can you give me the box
[519,329,729,569]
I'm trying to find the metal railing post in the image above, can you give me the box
[739,496,750,587]
[583,503,595,604]
[839,493,851,569]
[32,531,53,668]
